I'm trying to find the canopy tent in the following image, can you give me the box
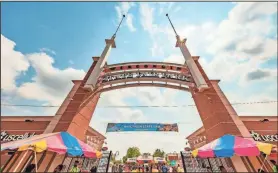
[191,134,274,158]
[137,155,154,164]
[1,131,101,158]
[153,157,166,164]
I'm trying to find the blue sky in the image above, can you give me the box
[1,2,277,157]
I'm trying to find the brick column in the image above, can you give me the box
[191,57,258,172]
[190,56,251,142]
[67,92,100,141]
[48,58,100,140]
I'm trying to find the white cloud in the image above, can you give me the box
[139,3,156,34]
[17,53,86,105]
[226,87,278,116]
[39,48,56,55]
[1,35,30,92]
[161,2,277,86]
[126,14,136,32]
[1,35,86,107]
[115,2,136,32]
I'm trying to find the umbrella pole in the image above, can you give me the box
[34,148,38,172]
[13,150,29,172]
[259,155,268,172]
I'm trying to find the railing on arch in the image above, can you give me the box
[180,151,235,172]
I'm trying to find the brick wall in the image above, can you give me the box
[187,116,278,149]
[0,115,106,167]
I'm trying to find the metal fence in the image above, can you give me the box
[180,151,235,172]
[62,156,99,172]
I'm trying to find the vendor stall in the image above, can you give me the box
[1,132,101,172]
[191,134,276,172]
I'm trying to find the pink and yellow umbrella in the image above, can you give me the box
[191,134,274,158]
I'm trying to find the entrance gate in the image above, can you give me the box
[180,151,235,172]
[62,151,112,172]
[4,14,258,173]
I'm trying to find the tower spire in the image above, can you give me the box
[166,13,178,37]
[166,13,209,92]
[84,15,126,90]
[112,14,126,39]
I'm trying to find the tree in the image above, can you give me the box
[122,147,141,164]
[153,149,165,157]
[122,156,127,163]
[126,147,141,158]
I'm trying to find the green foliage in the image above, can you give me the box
[153,149,165,157]
[123,156,127,163]
[126,147,141,158]
[121,147,141,163]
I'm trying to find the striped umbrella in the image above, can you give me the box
[1,131,100,158]
[191,134,274,158]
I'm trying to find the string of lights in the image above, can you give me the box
[1,100,277,108]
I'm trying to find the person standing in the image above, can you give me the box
[161,163,168,173]
[119,165,123,173]
[70,161,80,173]
[177,164,182,172]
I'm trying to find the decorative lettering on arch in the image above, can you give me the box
[250,131,278,142]
[1,131,36,142]
[98,71,193,83]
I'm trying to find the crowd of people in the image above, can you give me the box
[21,158,278,173]
[110,163,183,173]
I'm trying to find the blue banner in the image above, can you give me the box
[106,123,179,132]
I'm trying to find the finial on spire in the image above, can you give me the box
[112,14,126,39]
[166,13,178,37]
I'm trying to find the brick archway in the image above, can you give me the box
[44,56,250,143]
[4,35,255,173]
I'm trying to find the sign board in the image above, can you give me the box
[250,131,278,142]
[97,151,112,173]
[99,72,193,83]
[1,131,36,142]
[127,158,137,163]
[106,123,179,132]
[154,157,166,163]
